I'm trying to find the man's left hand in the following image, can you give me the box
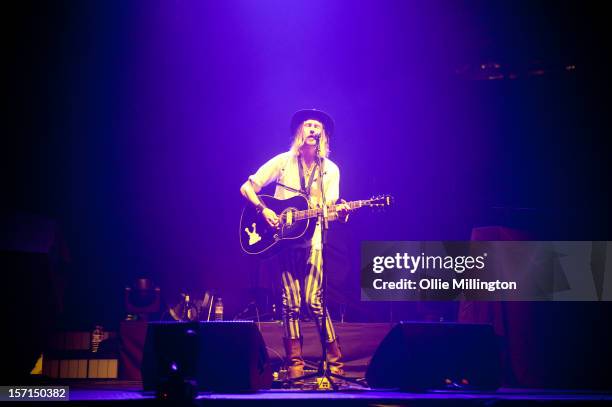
[336,199,351,222]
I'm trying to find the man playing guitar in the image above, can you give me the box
[240,109,350,385]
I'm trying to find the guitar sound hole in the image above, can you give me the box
[280,208,298,237]
[281,209,296,224]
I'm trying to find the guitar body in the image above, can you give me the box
[239,195,314,255]
[240,193,393,256]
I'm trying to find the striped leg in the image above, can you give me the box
[304,248,337,343]
[281,269,302,339]
[279,250,306,382]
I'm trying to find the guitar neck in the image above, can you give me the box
[293,200,368,221]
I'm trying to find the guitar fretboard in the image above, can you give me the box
[293,200,367,221]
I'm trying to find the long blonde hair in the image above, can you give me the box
[289,124,330,158]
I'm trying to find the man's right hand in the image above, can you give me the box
[261,208,280,228]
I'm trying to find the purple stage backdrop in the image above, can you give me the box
[5,1,609,329]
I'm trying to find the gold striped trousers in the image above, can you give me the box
[279,246,337,342]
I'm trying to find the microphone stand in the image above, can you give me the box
[284,137,366,390]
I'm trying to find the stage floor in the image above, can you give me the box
[57,380,612,406]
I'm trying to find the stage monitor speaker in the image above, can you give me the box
[366,322,501,391]
[141,321,272,393]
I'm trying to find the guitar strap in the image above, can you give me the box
[298,156,319,197]
[274,182,304,196]
[274,156,321,198]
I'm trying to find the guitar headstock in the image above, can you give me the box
[367,194,394,209]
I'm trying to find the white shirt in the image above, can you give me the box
[249,151,340,249]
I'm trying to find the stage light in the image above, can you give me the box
[124,278,161,320]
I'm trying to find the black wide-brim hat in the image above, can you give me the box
[290,109,335,137]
